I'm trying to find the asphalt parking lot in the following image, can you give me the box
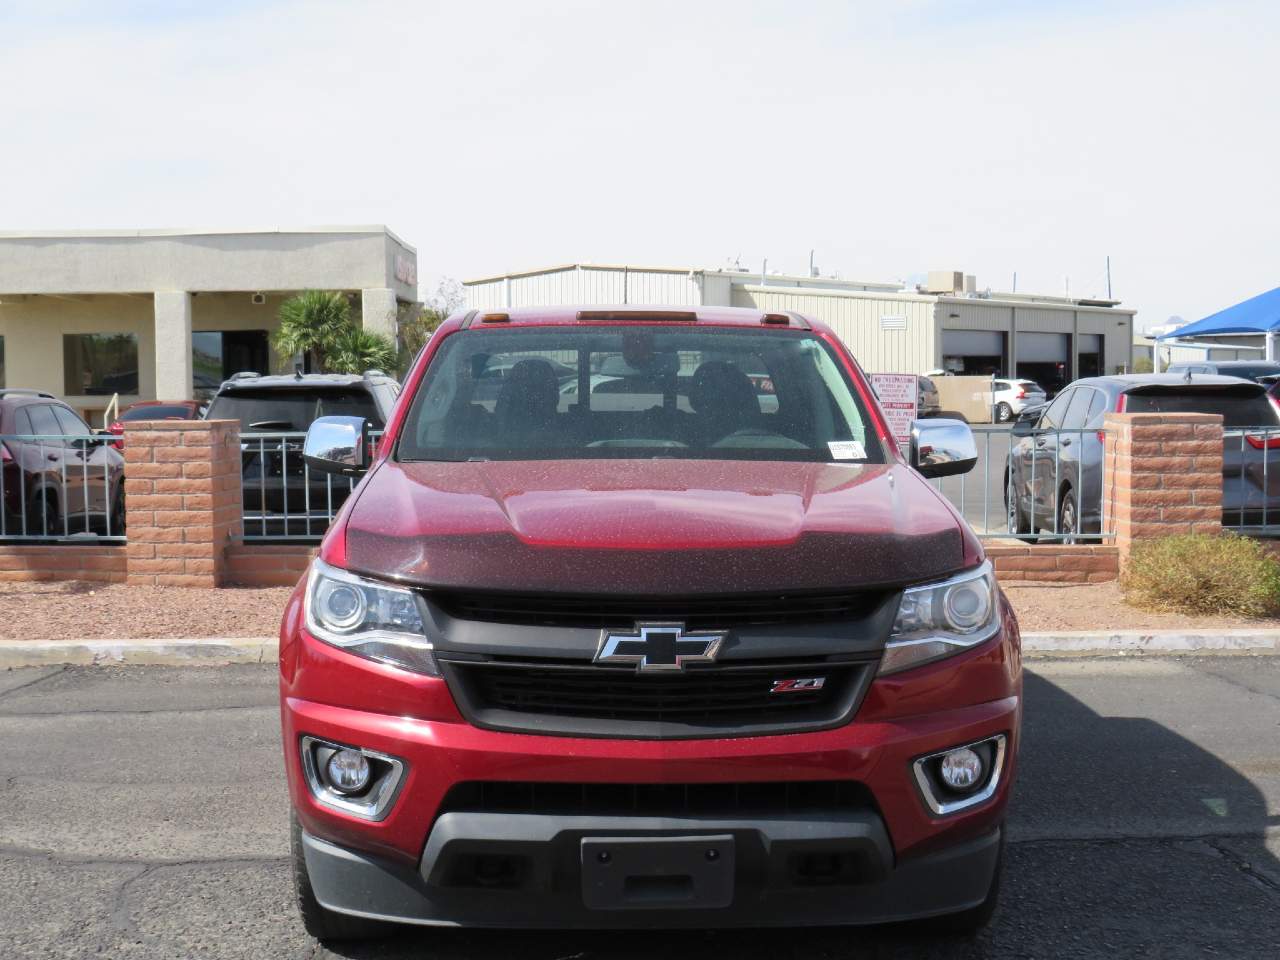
[1,658,1277,959]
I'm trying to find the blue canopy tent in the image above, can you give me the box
[1159,286,1280,367]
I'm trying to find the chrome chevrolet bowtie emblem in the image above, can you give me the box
[594,622,726,673]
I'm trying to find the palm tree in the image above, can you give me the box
[323,326,398,375]
[273,291,352,372]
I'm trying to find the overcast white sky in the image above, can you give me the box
[1,0,1275,330]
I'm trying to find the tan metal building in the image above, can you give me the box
[464,264,1136,393]
[0,226,418,423]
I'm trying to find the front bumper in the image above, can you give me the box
[280,590,1022,928]
[301,813,1002,928]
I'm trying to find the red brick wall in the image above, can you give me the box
[987,544,1119,583]
[123,420,243,587]
[0,544,127,583]
[1102,412,1223,564]
[224,544,315,587]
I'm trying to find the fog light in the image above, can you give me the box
[325,749,370,794]
[939,747,984,791]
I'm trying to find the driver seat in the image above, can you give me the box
[688,361,760,444]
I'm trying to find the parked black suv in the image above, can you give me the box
[0,389,125,538]
[204,371,399,534]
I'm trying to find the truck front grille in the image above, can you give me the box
[439,658,876,740]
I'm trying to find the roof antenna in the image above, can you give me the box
[294,363,304,380]
[1183,367,1193,383]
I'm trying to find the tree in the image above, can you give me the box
[323,325,398,375]
[397,277,466,371]
[1133,355,1155,373]
[274,290,352,372]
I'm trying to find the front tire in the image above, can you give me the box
[995,401,1013,423]
[1005,473,1034,541]
[1058,488,1079,544]
[291,813,391,943]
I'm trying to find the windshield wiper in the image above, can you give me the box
[248,420,295,430]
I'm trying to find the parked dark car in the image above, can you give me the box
[203,371,399,529]
[1164,359,1280,382]
[0,389,125,537]
[106,399,205,448]
[1005,373,1280,540]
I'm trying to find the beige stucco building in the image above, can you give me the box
[0,226,418,423]
[465,263,1137,393]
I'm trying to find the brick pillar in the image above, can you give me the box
[1102,412,1223,567]
[123,419,243,587]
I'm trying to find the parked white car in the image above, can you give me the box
[991,378,1047,423]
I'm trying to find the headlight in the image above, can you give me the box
[878,561,999,675]
[304,559,438,676]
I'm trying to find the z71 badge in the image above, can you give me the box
[770,677,826,693]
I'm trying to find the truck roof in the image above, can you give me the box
[442,304,824,333]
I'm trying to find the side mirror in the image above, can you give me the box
[910,418,977,478]
[303,416,370,477]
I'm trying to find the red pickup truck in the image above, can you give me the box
[279,306,1022,942]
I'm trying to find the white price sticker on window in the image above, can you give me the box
[828,440,867,461]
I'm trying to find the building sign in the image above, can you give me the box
[870,372,918,446]
[394,254,417,287]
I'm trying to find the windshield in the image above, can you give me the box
[1123,390,1277,427]
[398,326,885,463]
[206,388,380,433]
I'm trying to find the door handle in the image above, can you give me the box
[1060,438,1073,447]
[1034,439,1048,449]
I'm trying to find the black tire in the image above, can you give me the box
[1005,473,1035,541]
[110,486,126,536]
[27,489,60,538]
[291,813,392,943]
[929,830,1005,935]
[1057,487,1079,545]
[995,401,1013,423]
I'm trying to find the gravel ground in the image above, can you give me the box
[3,577,1280,641]
[1002,579,1280,632]
[0,580,293,640]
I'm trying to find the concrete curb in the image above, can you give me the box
[0,637,277,668]
[1022,630,1280,656]
[2,631,1280,668]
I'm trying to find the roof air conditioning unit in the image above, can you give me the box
[925,270,965,294]
[251,292,267,305]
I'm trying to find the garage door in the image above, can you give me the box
[1017,332,1070,363]
[942,330,1005,356]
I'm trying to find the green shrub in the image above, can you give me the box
[1123,532,1280,617]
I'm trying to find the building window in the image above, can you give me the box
[192,330,269,399]
[63,333,139,396]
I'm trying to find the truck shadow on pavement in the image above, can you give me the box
[322,669,1280,960]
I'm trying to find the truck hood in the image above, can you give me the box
[342,459,968,595]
